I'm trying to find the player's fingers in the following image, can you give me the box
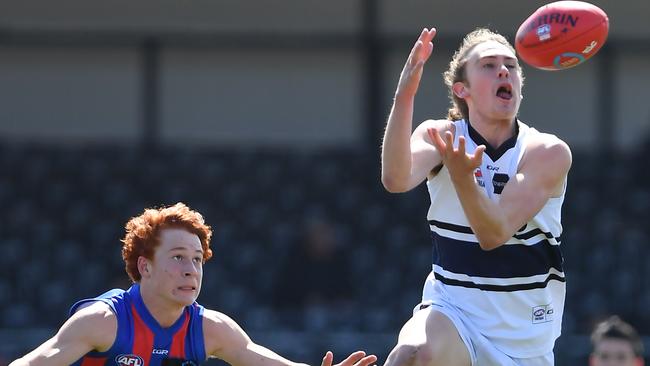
[353,355,378,366]
[444,131,455,152]
[427,128,446,155]
[413,28,436,64]
[321,351,333,366]
[407,28,428,64]
[407,41,423,67]
[473,145,486,164]
[339,351,366,366]
[427,27,437,41]
[458,135,466,155]
[421,40,434,63]
[426,127,437,145]
[421,27,436,60]
[417,27,428,42]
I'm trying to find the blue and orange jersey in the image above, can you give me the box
[70,284,207,366]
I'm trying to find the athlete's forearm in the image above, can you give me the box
[381,94,416,192]
[10,352,71,366]
[8,335,92,366]
[452,173,510,250]
[236,343,309,366]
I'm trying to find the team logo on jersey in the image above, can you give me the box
[532,304,554,324]
[492,173,509,194]
[474,169,485,188]
[115,354,144,366]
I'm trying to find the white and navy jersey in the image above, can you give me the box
[423,119,566,358]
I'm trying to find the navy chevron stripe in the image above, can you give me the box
[429,220,561,242]
[433,271,566,292]
[431,232,564,278]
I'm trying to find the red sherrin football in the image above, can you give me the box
[515,1,609,71]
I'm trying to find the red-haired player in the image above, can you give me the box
[10,203,377,366]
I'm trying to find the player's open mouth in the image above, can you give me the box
[178,286,196,291]
[496,84,513,100]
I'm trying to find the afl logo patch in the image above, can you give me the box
[116,354,144,366]
[532,304,554,324]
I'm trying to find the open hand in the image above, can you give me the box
[428,128,485,180]
[320,351,377,366]
[396,27,437,99]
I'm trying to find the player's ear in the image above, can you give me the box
[137,256,151,278]
[453,82,468,98]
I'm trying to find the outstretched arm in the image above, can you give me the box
[204,310,377,366]
[10,302,116,366]
[381,27,444,193]
[429,128,571,250]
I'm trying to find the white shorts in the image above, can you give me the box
[414,301,554,366]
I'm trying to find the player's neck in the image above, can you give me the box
[466,113,516,149]
[139,283,185,328]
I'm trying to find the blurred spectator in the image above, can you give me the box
[590,315,644,366]
[273,216,353,311]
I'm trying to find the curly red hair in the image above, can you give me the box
[121,202,213,282]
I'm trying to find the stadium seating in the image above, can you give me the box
[1,143,648,364]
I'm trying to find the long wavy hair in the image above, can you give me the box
[443,28,523,121]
